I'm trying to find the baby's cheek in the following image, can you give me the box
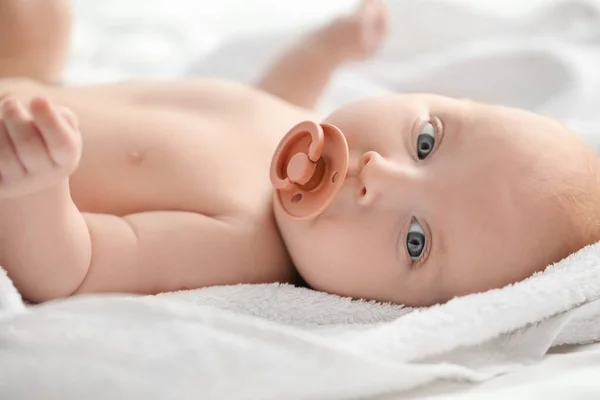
[292,238,346,289]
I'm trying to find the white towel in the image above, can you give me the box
[0,241,599,399]
[164,243,600,363]
[0,266,25,319]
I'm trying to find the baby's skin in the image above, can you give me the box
[276,96,600,306]
[0,0,71,83]
[1,0,598,306]
[0,0,388,302]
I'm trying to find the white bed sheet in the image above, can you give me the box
[66,0,552,83]
[396,343,600,399]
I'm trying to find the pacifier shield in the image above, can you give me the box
[269,121,349,220]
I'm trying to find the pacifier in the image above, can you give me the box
[269,120,349,220]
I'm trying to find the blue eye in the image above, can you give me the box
[417,122,435,160]
[407,220,425,261]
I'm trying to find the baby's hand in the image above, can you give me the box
[0,97,81,199]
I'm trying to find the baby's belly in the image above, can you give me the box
[68,104,283,217]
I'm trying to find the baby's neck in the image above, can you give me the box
[267,196,301,285]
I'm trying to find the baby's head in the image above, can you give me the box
[274,94,600,306]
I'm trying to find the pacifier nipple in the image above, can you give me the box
[270,120,349,220]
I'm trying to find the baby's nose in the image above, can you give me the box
[358,151,416,207]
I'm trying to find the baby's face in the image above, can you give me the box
[275,94,597,306]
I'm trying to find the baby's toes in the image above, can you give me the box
[358,0,388,53]
[371,0,389,36]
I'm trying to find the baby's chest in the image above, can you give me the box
[70,105,291,218]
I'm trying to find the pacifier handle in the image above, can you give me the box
[270,120,349,220]
[271,121,324,190]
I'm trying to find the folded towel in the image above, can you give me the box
[0,241,599,399]
[0,266,25,319]
[156,242,600,362]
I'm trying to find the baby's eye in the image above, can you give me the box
[417,122,435,160]
[407,220,426,261]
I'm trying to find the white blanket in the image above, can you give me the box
[1,243,600,399]
[3,0,600,398]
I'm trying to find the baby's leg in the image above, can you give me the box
[0,96,90,302]
[256,0,388,109]
[0,0,72,83]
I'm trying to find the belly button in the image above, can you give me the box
[128,150,145,165]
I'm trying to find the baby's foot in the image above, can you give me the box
[0,97,81,199]
[320,0,389,62]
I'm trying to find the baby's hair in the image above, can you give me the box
[545,135,600,257]
[507,116,600,274]
[562,155,600,247]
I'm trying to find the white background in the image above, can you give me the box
[67,0,556,82]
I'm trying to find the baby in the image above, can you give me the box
[1,0,599,307]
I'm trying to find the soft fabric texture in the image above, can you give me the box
[1,243,600,399]
[2,0,600,398]
[0,267,25,318]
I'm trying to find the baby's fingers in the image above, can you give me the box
[2,98,51,173]
[30,97,79,167]
[0,119,26,180]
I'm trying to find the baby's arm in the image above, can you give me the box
[0,97,274,303]
[75,211,261,296]
[0,96,89,301]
